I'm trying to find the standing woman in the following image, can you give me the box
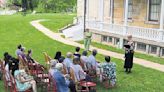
[124,35,134,73]
[84,29,92,51]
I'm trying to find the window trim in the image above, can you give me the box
[123,0,133,21]
[146,0,161,23]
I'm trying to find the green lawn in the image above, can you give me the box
[0,14,164,92]
[77,40,164,65]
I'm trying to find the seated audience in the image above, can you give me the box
[71,58,87,82]
[15,44,22,57]
[20,47,26,59]
[49,59,57,76]
[4,52,19,76]
[88,49,98,70]
[99,56,116,88]
[4,52,12,86]
[58,56,65,63]
[14,65,37,92]
[74,47,81,58]
[54,51,62,61]
[63,52,73,73]
[80,51,89,70]
[53,63,76,92]
[26,49,35,63]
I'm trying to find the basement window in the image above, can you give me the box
[150,45,157,54]
[102,36,108,42]
[137,43,146,51]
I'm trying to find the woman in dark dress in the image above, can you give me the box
[124,35,134,73]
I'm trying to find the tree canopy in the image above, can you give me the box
[7,0,77,13]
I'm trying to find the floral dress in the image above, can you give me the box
[100,62,116,85]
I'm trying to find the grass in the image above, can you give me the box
[0,13,164,92]
[77,40,164,65]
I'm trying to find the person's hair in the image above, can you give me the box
[17,44,22,49]
[54,51,62,60]
[55,63,63,71]
[73,58,79,65]
[105,56,111,62]
[4,52,9,58]
[92,49,97,56]
[21,47,25,52]
[4,52,11,66]
[82,51,88,56]
[66,52,72,58]
[75,47,80,52]
[50,59,57,68]
[28,49,32,54]
[127,35,132,39]
[58,56,65,63]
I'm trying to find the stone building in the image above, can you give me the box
[77,0,164,57]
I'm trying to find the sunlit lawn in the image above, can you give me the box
[0,13,164,92]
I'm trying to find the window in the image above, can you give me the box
[150,45,157,54]
[162,48,164,56]
[108,37,112,43]
[102,36,108,42]
[128,0,133,19]
[137,43,146,51]
[148,0,161,21]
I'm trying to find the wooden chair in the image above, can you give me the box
[47,74,57,92]
[62,63,67,75]
[10,72,32,92]
[18,55,30,74]
[43,52,52,69]
[69,68,96,92]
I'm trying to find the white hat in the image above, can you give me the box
[55,63,63,71]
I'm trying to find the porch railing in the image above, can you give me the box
[86,21,164,42]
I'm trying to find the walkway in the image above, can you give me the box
[30,19,164,72]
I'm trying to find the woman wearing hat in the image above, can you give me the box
[124,35,134,73]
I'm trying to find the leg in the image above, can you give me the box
[86,39,91,51]
[69,80,76,92]
[84,39,87,50]
[125,68,128,72]
[29,80,37,92]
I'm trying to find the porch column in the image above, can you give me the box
[159,0,164,41]
[99,0,104,31]
[86,0,89,20]
[120,0,129,48]
[110,0,114,24]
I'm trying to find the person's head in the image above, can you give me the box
[75,47,80,52]
[58,56,65,63]
[4,52,9,58]
[4,52,12,60]
[92,49,97,56]
[73,58,80,65]
[21,47,26,52]
[105,56,111,63]
[127,35,132,40]
[55,63,63,71]
[50,59,57,68]
[17,44,22,49]
[66,52,72,58]
[85,29,89,32]
[82,51,88,56]
[27,49,32,55]
[54,51,62,60]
